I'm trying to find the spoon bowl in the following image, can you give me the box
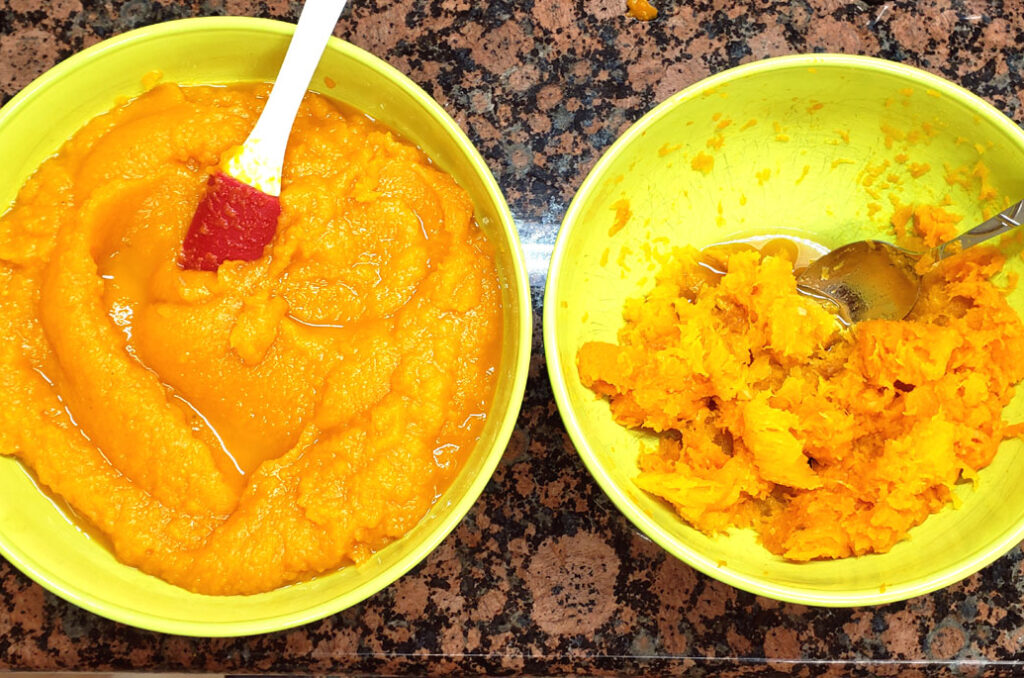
[798,199,1024,323]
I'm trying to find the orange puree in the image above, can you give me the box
[578,237,1024,560]
[627,0,658,21]
[0,83,502,594]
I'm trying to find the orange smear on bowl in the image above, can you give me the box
[891,203,963,248]
[609,199,632,236]
[691,152,715,174]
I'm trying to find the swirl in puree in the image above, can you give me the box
[0,83,502,595]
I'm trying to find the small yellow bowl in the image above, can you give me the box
[0,17,531,635]
[545,54,1024,606]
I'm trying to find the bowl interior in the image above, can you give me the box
[0,17,530,635]
[546,55,1024,606]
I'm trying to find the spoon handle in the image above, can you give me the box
[227,0,349,196]
[934,199,1024,260]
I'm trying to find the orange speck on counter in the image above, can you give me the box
[0,83,503,595]
[577,228,1024,560]
[807,102,824,113]
[691,152,715,174]
[609,199,633,236]
[323,75,337,89]
[600,247,611,267]
[626,0,658,20]
[658,142,682,156]
[756,168,772,185]
[831,158,854,169]
[716,118,733,130]
[741,119,758,130]
[706,135,725,150]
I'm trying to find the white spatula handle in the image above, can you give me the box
[229,0,348,196]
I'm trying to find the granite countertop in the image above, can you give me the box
[3,0,1024,675]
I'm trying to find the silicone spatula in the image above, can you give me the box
[180,0,349,271]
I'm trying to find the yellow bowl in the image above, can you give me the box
[0,17,531,635]
[545,54,1024,606]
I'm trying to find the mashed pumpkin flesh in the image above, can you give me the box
[0,83,502,594]
[578,240,1024,560]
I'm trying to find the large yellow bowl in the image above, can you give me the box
[545,54,1024,606]
[0,17,531,635]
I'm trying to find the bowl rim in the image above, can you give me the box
[543,53,1024,607]
[0,15,532,636]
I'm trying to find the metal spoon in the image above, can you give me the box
[797,199,1024,323]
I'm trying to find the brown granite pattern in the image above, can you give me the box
[3,0,1024,675]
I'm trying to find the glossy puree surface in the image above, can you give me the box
[0,83,502,595]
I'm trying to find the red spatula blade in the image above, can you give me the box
[180,172,281,271]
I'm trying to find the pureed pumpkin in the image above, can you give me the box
[578,219,1024,560]
[0,82,502,595]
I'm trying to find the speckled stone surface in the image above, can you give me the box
[3,0,1024,675]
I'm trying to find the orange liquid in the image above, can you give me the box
[3,82,504,594]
